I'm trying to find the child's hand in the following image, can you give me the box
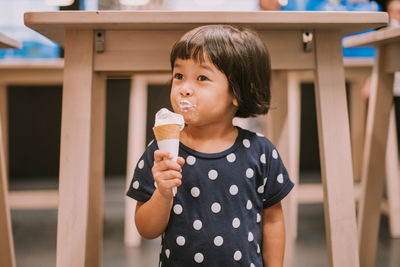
[152,150,185,199]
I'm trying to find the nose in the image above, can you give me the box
[179,83,193,97]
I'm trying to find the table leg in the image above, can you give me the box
[0,84,7,180]
[266,70,300,267]
[313,30,359,267]
[385,106,400,238]
[124,75,148,247]
[287,71,302,240]
[358,45,394,267]
[0,88,15,267]
[56,30,106,267]
[349,80,367,183]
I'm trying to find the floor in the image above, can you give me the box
[9,175,400,267]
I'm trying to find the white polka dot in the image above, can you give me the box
[257,243,260,254]
[214,236,224,246]
[154,181,158,188]
[277,173,284,183]
[208,169,218,180]
[243,139,251,148]
[194,253,204,263]
[256,132,264,137]
[272,149,278,159]
[132,181,139,189]
[232,218,241,228]
[260,154,266,164]
[165,249,170,258]
[138,159,144,169]
[176,236,185,246]
[226,153,236,163]
[246,168,254,178]
[173,204,183,215]
[191,187,200,198]
[248,232,254,242]
[256,213,261,223]
[211,202,221,213]
[186,156,196,165]
[193,220,202,230]
[250,263,256,267]
[263,177,268,186]
[257,185,264,194]
[246,200,253,210]
[229,185,239,195]
[234,250,242,261]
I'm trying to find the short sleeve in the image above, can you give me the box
[261,140,294,209]
[126,140,157,202]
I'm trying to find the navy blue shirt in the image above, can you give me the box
[127,127,294,266]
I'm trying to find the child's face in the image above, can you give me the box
[170,56,238,127]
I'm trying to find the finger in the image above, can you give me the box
[157,178,182,189]
[177,157,185,167]
[154,170,182,182]
[154,149,171,162]
[156,159,182,172]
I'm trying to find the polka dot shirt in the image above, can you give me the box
[127,127,294,266]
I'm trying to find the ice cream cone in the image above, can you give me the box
[152,124,181,141]
[153,108,184,197]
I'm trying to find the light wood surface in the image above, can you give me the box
[343,26,400,47]
[0,33,22,49]
[23,11,387,46]
[0,31,22,267]
[385,108,400,237]
[56,30,105,267]
[23,11,388,267]
[8,190,58,209]
[285,58,373,244]
[0,101,15,267]
[344,27,400,267]
[0,59,64,85]
[265,70,299,267]
[313,30,359,266]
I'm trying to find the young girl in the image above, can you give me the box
[127,24,294,267]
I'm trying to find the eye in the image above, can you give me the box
[197,75,209,81]
[174,73,184,80]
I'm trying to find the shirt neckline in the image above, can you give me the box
[179,126,244,159]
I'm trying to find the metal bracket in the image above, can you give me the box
[302,31,313,53]
[94,30,105,53]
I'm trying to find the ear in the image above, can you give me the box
[232,98,239,107]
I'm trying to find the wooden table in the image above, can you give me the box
[343,26,400,267]
[0,33,22,267]
[24,11,387,267]
[0,59,64,210]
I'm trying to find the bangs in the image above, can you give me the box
[170,28,212,68]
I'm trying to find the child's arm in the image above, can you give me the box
[135,150,184,239]
[262,201,285,267]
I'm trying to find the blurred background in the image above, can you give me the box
[1,0,399,266]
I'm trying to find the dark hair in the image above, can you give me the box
[170,24,271,118]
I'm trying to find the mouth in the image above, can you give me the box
[178,100,196,113]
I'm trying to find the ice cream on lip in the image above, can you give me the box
[178,99,196,113]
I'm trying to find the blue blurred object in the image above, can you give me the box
[0,41,60,59]
[280,0,382,58]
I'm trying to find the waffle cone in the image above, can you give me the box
[153,124,181,141]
